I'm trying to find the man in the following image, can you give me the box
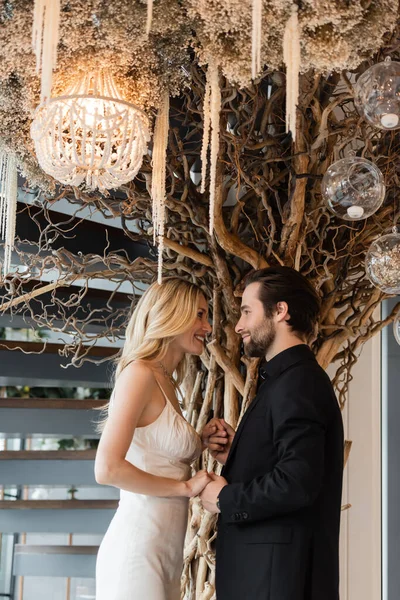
[201,266,344,600]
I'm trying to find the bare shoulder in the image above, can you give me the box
[113,360,156,405]
[109,361,156,419]
[117,360,156,386]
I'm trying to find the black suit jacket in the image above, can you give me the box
[216,345,344,600]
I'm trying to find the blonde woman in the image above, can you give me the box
[95,278,213,600]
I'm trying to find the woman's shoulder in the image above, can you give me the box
[117,359,157,386]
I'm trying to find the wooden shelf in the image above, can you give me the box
[15,544,99,555]
[0,450,97,460]
[0,500,118,510]
[0,340,118,358]
[0,398,106,410]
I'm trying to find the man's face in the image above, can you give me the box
[235,282,276,357]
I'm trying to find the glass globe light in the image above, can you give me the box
[321,156,385,220]
[354,56,400,130]
[365,227,400,294]
[394,311,400,346]
[31,70,151,191]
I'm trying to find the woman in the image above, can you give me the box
[95,277,213,600]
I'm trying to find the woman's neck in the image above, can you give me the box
[156,348,184,375]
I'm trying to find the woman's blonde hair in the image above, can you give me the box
[96,277,205,431]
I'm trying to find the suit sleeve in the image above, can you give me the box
[218,369,328,524]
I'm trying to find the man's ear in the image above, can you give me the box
[276,301,289,323]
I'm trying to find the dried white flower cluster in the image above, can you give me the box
[0,0,398,190]
[0,0,192,188]
[188,0,398,86]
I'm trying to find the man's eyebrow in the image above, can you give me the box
[240,305,251,312]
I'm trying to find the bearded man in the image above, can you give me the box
[201,266,344,600]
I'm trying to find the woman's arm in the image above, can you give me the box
[95,362,209,498]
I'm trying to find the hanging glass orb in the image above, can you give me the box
[321,156,385,220]
[31,70,151,191]
[365,227,400,294]
[354,56,400,130]
[394,311,400,346]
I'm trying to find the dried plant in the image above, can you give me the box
[1,5,400,597]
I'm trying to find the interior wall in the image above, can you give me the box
[382,297,400,600]
[331,327,382,600]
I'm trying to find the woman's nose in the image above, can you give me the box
[205,321,212,333]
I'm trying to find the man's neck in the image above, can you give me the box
[265,337,306,362]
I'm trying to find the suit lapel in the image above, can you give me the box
[223,381,267,471]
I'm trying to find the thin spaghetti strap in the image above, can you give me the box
[154,377,170,406]
[153,377,185,420]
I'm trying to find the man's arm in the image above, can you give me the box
[217,369,328,524]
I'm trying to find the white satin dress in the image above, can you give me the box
[96,380,202,600]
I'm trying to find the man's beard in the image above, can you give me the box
[244,321,276,358]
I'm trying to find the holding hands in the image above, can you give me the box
[184,417,235,508]
[185,417,235,513]
[184,469,213,498]
[199,472,228,513]
[201,418,236,465]
[184,469,228,513]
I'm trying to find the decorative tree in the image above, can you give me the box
[0,2,400,598]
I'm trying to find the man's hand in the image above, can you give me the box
[200,472,228,514]
[201,418,236,465]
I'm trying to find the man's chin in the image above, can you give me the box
[244,343,265,358]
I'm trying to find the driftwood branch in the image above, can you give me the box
[207,339,245,397]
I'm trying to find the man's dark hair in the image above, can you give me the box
[244,266,321,338]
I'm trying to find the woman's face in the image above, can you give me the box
[172,294,212,356]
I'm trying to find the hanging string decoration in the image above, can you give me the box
[251,0,262,80]
[200,59,221,233]
[283,3,300,142]
[200,76,211,195]
[146,0,153,36]
[32,0,61,102]
[151,91,170,284]
[31,69,151,191]
[0,150,18,276]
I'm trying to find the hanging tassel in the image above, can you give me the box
[252,0,262,79]
[283,3,300,142]
[146,0,153,36]
[151,92,170,284]
[200,76,211,194]
[32,0,61,102]
[0,151,18,276]
[200,60,221,233]
[208,59,221,233]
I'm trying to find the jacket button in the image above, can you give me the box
[242,512,248,520]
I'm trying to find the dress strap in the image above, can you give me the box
[154,377,185,419]
[154,377,169,404]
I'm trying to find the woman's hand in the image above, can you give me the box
[202,418,236,465]
[184,469,211,498]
